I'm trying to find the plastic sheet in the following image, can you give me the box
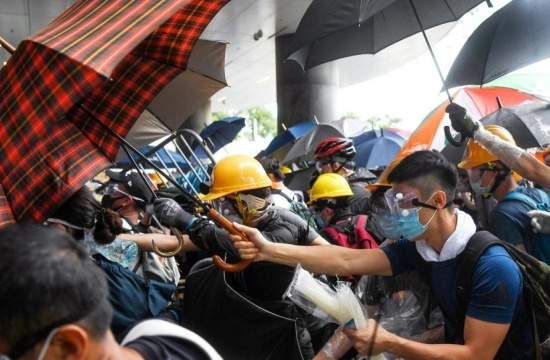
[286,266,387,360]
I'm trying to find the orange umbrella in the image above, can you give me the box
[369,87,545,190]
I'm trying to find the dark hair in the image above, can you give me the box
[259,157,285,182]
[388,150,458,202]
[0,224,112,356]
[52,187,122,244]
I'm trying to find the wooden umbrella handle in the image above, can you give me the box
[207,208,252,272]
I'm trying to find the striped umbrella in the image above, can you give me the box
[0,0,227,226]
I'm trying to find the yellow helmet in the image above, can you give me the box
[309,173,353,203]
[280,165,292,175]
[458,125,516,170]
[202,155,272,201]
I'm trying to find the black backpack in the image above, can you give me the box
[456,231,550,360]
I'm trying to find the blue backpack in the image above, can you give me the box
[502,189,550,265]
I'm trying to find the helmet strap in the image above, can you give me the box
[484,167,511,198]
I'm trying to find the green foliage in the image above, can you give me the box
[244,106,276,138]
[366,115,402,129]
[211,111,229,122]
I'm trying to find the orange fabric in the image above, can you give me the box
[369,87,543,191]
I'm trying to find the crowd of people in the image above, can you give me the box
[0,104,549,360]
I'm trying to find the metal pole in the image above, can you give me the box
[120,143,157,200]
[172,139,207,181]
[409,0,453,103]
[175,133,212,179]
[161,148,200,196]
[0,35,15,55]
[91,115,202,208]
[150,154,170,188]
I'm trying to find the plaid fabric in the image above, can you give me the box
[0,0,227,223]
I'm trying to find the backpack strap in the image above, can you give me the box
[271,188,294,203]
[456,231,502,339]
[502,189,550,210]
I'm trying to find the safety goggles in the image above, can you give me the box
[466,162,498,183]
[382,188,439,215]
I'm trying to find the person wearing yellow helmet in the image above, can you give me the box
[153,154,330,359]
[459,125,550,263]
[309,174,378,289]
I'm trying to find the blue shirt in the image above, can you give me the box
[491,187,550,263]
[382,240,534,360]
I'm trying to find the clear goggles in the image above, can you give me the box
[380,188,439,216]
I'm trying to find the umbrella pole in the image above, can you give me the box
[0,35,15,55]
[408,0,452,103]
[409,0,467,147]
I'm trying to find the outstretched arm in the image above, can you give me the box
[447,103,550,188]
[232,223,392,276]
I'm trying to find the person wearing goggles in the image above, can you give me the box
[313,137,375,215]
[232,150,534,360]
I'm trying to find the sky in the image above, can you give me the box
[337,0,550,131]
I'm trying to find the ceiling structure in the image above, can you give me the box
[0,0,313,113]
[0,0,454,114]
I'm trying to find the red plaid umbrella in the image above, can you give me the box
[0,0,227,226]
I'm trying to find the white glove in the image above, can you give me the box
[527,210,550,234]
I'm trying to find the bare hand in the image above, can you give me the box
[230,222,273,262]
[342,319,393,356]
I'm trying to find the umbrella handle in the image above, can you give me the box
[208,208,253,272]
[444,126,467,147]
[152,227,186,257]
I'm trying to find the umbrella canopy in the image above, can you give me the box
[125,39,228,149]
[353,129,405,169]
[287,0,487,70]
[283,166,317,193]
[445,0,550,89]
[482,103,550,149]
[0,0,227,224]
[283,124,344,164]
[438,87,547,163]
[262,121,316,160]
[200,116,246,154]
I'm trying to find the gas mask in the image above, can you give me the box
[234,193,271,225]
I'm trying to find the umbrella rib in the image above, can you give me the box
[442,0,458,20]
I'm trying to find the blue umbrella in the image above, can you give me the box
[353,129,405,169]
[116,145,188,168]
[199,116,246,154]
[262,121,316,159]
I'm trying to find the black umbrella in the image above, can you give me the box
[482,103,550,148]
[445,0,550,89]
[284,166,317,193]
[288,0,488,96]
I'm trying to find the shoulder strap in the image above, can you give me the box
[272,188,294,203]
[121,319,222,359]
[503,190,543,210]
[456,231,502,337]
[354,214,367,229]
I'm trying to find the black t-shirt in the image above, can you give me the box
[126,335,211,360]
